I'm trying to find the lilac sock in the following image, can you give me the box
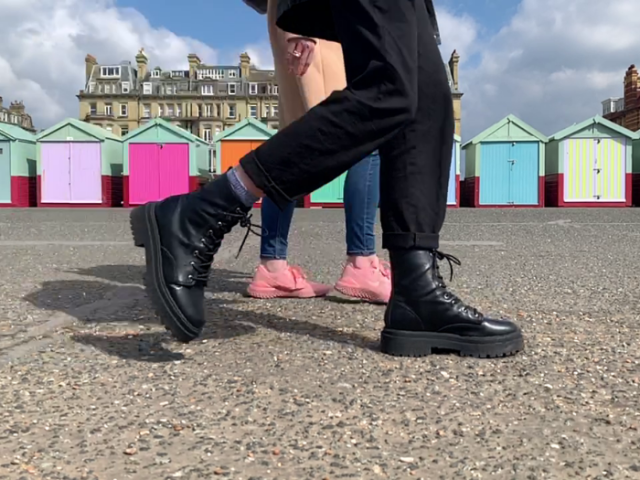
[227,168,260,207]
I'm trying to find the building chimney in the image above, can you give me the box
[448,50,460,90]
[85,54,97,82]
[188,53,201,79]
[0,96,3,108]
[136,48,149,79]
[623,64,638,110]
[9,101,25,115]
[239,52,251,78]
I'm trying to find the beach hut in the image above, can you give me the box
[546,115,636,207]
[214,118,275,173]
[304,172,348,208]
[0,123,37,207]
[122,119,211,207]
[448,134,462,207]
[632,137,640,206]
[304,134,461,208]
[36,119,123,207]
[462,115,547,208]
[214,118,276,208]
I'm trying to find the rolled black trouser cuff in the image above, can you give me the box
[239,152,294,211]
[382,233,439,250]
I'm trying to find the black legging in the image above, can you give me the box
[240,0,453,250]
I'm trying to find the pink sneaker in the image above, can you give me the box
[247,264,332,299]
[334,256,391,304]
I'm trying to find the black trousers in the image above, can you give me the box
[240,0,454,250]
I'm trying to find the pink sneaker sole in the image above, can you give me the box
[334,283,389,304]
[247,285,331,299]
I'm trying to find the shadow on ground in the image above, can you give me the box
[23,265,378,363]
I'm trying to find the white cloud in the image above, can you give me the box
[3,0,637,143]
[441,0,640,140]
[0,0,218,129]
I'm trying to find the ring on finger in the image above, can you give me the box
[291,50,302,57]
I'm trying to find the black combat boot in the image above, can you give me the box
[130,175,258,343]
[381,249,524,358]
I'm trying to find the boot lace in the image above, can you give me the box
[433,250,482,320]
[189,209,262,283]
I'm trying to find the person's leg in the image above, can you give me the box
[370,0,522,357]
[335,150,392,304]
[248,197,331,298]
[258,197,295,262]
[344,151,380,257]
[131,0,522,357]
[245,0,332,299]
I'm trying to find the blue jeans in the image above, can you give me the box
[260,151,380,258]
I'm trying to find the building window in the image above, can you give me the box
[143,83,152,94]
[228,104,236,118]
[271,104,278,117]
[166,104,174,117]
[203,128,212,142]
[229,70,237,78]
[176,104,182,117]
[249,83,257,95]
[228,83,237,95]
[203,104,213,117]
[121,82,130,93]
[142,104,151,118]
[202,85,214,95]
[151,69,161,78]
[215,126,221,134]
[263,104,269,118]
[158,105,164,117]
[121,126,129,136]
[214,69,224,79]
[164,84,177,95]
[104,84,111,94]
[272,85,279,95]
[89,103,97,115]
[101,66,121,77]
[105,103,113,116]
[88,82,96,93]
[249,105,257,118]
[171,70,184,77]
[119,103,128,117]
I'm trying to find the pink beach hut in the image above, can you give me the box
[122,119,211,207]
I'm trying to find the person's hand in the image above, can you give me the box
[285,35,316,76]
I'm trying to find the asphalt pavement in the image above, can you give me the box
[0,207,639,479]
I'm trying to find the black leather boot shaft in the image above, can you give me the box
[381,249,524,358]
[130,174,255,343]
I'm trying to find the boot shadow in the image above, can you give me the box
[26,265,378,362]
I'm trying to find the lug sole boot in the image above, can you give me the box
[380,250,524,358]
[130,175,255,343]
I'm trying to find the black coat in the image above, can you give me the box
[275,0,441,45]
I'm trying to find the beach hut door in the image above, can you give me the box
[0,142,10,203]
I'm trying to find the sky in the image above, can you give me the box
[1,0,638,142]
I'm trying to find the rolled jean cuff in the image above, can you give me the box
[346,250,377,257]
[239,151,295,211]
[382,232,439,250]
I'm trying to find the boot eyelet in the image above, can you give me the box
[190,261,195,267]
[188,275,193,280]
[193,251,198,257]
